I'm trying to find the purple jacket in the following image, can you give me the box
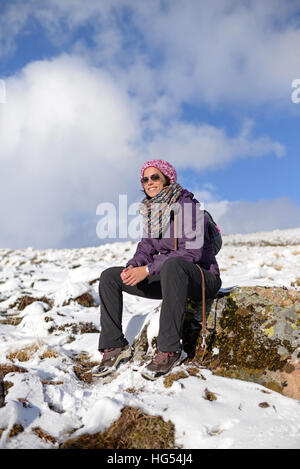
[126,189,221,277]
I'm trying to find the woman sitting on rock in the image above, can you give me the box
[95,159,221,380]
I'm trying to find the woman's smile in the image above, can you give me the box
[143,167,167,198]
[147,185,159,194]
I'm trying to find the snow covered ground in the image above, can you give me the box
[0,227,300,449]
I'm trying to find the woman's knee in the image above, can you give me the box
[99,266,123,285]
[160,257,186,275]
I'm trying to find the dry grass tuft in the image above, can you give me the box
[7,342,42,362]
[163,371,188,388]
[72,322,99,334]
[75,292,96,307]
[259,402,270,408]
[60,406,176,449]
[186,366,206,378]
[8,424,24,438]
[73,352,100,383]
[39,348,59,360]
[204,388,217,401]
[63,292,96,308]
[33,427,56,444]
[16,295,53,311]
[291,278,300,287]
[0,314,23,326]
[0,364,27,377]
[41,379,63,385]
[260,263,283,271]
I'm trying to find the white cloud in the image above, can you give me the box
[0,54,142,248]
[192,185,300,235]
[0,1,32,57]
[143,118,285,171]
[0,54,288,249]
[131,0,300,108]
[0,1,298,248]
[1,0,300,108]
[205,197,300,235]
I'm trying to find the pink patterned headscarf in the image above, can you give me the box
[140,159,177,186]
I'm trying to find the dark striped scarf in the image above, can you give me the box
[139,182,183,238]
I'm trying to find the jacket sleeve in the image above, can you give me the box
[126,237,157,268]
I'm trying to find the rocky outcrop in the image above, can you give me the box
[133,286,300,400]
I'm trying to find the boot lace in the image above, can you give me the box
[153,350,175,364]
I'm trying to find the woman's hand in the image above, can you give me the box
[120,265,134,282]
[121,266,149,286]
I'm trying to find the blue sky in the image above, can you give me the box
[1,0,300,249]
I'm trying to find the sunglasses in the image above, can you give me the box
[141,173,161,184]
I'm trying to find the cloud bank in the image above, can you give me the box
[2,0,300,108]
[0,0,299,248]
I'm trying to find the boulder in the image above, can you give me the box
[133,286,300,400]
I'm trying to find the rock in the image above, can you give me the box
[54,280,97,307]
[133,287,300,400]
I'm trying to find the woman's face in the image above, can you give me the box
[142,166,168,198]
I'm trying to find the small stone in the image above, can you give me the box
[259,402,270,408]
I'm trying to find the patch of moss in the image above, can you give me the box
[261,380,283,394]
[60,406,177,449]
[212,367,284,394]
[184,288,300,397]
[283,363,295,373]
[264,326,275,338]
[196,293,293,373]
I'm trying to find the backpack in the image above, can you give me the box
[173,208,222,255]
[204,210,222,255]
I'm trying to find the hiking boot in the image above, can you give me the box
[92,344,133,377]
[141,349,186,381]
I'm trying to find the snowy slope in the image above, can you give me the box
[0,229,300,449]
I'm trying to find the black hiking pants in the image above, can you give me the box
[98,257,221,353]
